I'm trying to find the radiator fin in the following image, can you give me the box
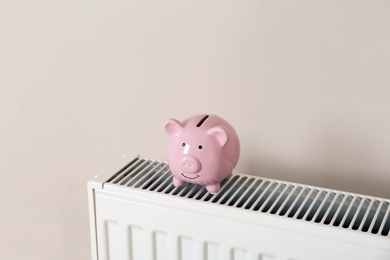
[205,242,221,260]
[107,225,280,260]
[179,237,194,260]
[129,226,144,260]
[231,248,247,260]
[105,157,390,238]
[154,231,169,260]
[259,255,276,260]
[104,221,120,260]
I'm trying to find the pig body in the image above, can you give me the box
[164,114,240,193]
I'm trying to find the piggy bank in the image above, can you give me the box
[164,114,240,193]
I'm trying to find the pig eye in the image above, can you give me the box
[181,142,186,147]
[198,145,203,149]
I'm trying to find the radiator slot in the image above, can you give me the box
[326,194,352,227]
[105,157,390,237]
[287,188,311,218]
[253,182,279,211]
[228,178,255,206]
[278,186,303,216]
[314,192,336,223]
[372,202,389,234]
[220,177,248,205]
[106,157,140,183]
[186,185,204,199]
[245,180,270,210]
[271,185,294,214]
[382,212,390,236]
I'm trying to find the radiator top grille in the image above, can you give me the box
[106,157,390,237]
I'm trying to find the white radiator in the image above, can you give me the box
[88,155,390,260]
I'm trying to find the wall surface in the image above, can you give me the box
[0,0,389,259]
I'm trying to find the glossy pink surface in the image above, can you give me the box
[164,114,240,193]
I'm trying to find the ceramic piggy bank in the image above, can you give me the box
[164,114,240,193]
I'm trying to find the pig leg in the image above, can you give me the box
[172,176,185,187]
[206,183,221,194]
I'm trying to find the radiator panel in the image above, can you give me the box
[88,155,390,260]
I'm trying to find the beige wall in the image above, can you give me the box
[1,0,389,259]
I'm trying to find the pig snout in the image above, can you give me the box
[180,155,201,173]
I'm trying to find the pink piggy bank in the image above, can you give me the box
[164,114,240,193]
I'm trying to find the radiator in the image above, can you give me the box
[88,155,390,260]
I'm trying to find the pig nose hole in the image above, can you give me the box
[180,156,201,173]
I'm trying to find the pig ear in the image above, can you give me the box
[164,119,184,136]
[208,126,229,146]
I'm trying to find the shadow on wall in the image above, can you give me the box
[243,156,390,200]
[240,133,390,199]
[237,113,390,199]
